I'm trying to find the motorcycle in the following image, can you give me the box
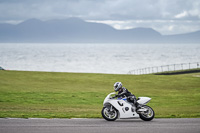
[101,92,155,121]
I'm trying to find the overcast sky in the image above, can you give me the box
[0,0,200,35]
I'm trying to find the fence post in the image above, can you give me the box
[173,64,175,71]
[128,62,199,75]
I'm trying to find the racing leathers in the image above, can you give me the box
[114,87,137,106]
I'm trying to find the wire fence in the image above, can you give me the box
[128,62,200,75]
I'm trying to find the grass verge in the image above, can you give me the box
[154,68,200,75]
[0,70,200,118]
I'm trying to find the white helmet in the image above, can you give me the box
[113,82,122,92]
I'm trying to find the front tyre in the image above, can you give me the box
[139,105,155,121]
[101,107,118,121]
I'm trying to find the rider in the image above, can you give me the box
[113,82,140,109]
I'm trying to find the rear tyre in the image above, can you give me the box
[101,107,118,121]
[139,105,155,121]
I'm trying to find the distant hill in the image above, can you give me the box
[0,18,199,43]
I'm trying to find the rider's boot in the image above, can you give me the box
[136,102,142,111]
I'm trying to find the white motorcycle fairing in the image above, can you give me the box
[103,92,151,119]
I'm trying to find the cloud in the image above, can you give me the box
[175,11,188,19]
[1,0,199,21]
[0,0,200,34]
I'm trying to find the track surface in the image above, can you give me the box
[0,118,200,133]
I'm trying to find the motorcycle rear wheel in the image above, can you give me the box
[139,105,154,121]
[101,107,118,121]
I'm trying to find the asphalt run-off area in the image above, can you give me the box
[0,118,200,133]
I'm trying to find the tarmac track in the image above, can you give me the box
[0,118,200,133]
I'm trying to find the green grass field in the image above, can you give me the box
[154,68,200,75]
[0,70,200,118]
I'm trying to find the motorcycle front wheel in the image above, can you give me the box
[139,105,155,121]
[101,106,118,121]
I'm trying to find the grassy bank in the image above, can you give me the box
[0,70,200,118]
[154,68,200,75]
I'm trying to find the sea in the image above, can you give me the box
[0,43,200,74]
